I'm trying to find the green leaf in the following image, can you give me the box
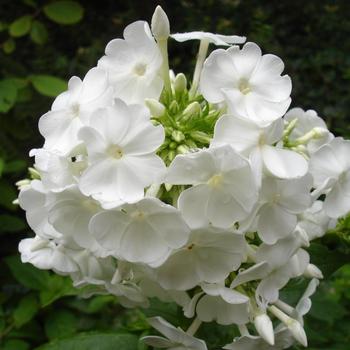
[0,179,18,210]
[43,1,84,25]
[3,159,27,174]
[9,15,32,37]
[0,158,4,177]
[5,255,50,291]
[0,79,17,113]
[13,294,40,328]
[30,75,67,97]
[45,309,77,340]
[30,21,48,45]
[0,214,26,233]
[35,333,138,350]
[3,38,16,54]
[308,243,349,278]
[39,275,77,307]
[3,339,30,350]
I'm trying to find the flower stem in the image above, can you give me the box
[189,38,210,99]
[186,317,202,336]
[158,38,172,96]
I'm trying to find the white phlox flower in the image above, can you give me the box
[18,180,60,239]
[284,108,333,154]
[212,115,308,181]
[156,225,246,290]
[296,200,336,241]
[186,283,250,325]
[255,175,313,244]
[19,236,78,275]
[200,42,292,126]
[30,148,86,192]
[142,316,208,350]
[98,21,163,104]
[166,144,259,228]
[78,99,165,206]
[89,197,191,267]
[47,185,104,255]
[223,328,294,350]
[309,137,350,218]
[39,67,113,154]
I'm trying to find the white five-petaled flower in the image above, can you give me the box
[309,137,350,218]
[200,42,292,126]
[166,144,259,228]
[212,115,308,181]
[98,21,163,104]
[156,225,246,291]
[39,67,113,154]
[18,180,60,239]
[48,185,104,255]
[89,197,191,267]
[284,107,333,154]
[78,99,165,207]
[256,175,313,244]
[191,283,250,325]
[142,317,208,350]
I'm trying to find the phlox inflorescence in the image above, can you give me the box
[17,5,349,350]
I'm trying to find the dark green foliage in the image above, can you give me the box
[0,0,350,349]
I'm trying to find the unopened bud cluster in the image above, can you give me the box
[17,6,349,350]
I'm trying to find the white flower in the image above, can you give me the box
[212,115,308,180]
[19,236,77,274]
[292,278,319,323]
[156,226,246,290]
[89,197,191,267]
[166,145,258,228]
[223,328,294,350]
[231,234,309,307]
[68,249,115,288]
[200,42,291,125]
[194,283,250,325]
[297,200,335,241]
[142,317,208,350]
[30,148,86,192]
[171,31,246,46]
[256,249,309,306]
[256,176,312,244]
[78,100,165,206]
[48,185,104,255]
[18,180,60,239]
[39,68,113,154]
[98,21,163,104]
[309,137,350,218]
[284,108,333,153]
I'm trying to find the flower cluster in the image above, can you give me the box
[17,6,350,350]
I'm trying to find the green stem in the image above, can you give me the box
[189,39,210,99]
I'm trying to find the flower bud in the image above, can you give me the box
[304,263,323,279]
[28,167,40,179]
[172,130,185,143]
[313,127,328,139]
[183,101,200,118]
[174,73,187,93]
[145,98,165,118]
[151,6,170,41]
[169,100,179,114]
[254,313,275,345]
[287,319,308,347]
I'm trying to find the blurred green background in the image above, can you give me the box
[0,0,349,349]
